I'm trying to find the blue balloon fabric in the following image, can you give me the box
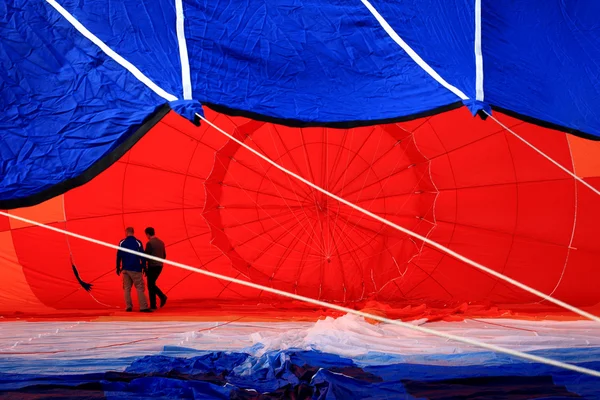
[1,347,600,399]
[2,0,600,206]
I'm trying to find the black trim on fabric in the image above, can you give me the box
[204,101,464,129]
[491,105,600,142]
[5,99,596,210]
[0,104,172,210]
[208,102,600,142]
[0,101,461,210]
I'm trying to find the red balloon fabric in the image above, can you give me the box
[1,107,599,317]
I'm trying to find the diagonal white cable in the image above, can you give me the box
[45,0,178,102]
[196,113,600,323]
[484,111,600,196]
[0,210,599,377]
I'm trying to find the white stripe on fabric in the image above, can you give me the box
[474,0,484,101]
[360,0,469,101]
[175,0,193,100]
[45,0,178,102]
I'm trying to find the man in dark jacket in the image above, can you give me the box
[144,227,168,309]
[117,227,151,312]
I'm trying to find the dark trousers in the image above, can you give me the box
[146,266,166,308]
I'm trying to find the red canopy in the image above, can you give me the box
[2,107,599,319]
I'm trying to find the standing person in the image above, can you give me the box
[116,227,151,313]
[144,227,168,309]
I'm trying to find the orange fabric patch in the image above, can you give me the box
[568,135,600,178]
[8,195,65,229]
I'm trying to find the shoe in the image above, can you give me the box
[160,296,168,308]
[140,308,153,313]
[150,305,157,310]
[125,308,132,312]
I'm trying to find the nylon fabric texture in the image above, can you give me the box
[3,0,600,206]
[2,108,599,317]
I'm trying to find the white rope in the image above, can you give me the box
[544,139,578,301]
[196,113,600,324]
[0,211,599,377]
[484,111,600,197]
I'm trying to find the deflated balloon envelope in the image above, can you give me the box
[2,107,599,315]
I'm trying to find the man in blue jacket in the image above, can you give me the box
[116,227,151,312]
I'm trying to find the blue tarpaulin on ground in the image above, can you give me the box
[1,348,599,399]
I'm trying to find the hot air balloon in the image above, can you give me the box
[1,0,600,398]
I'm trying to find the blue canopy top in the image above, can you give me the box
[1,0,599,207]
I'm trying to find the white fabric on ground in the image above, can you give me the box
[1,315,599,374]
